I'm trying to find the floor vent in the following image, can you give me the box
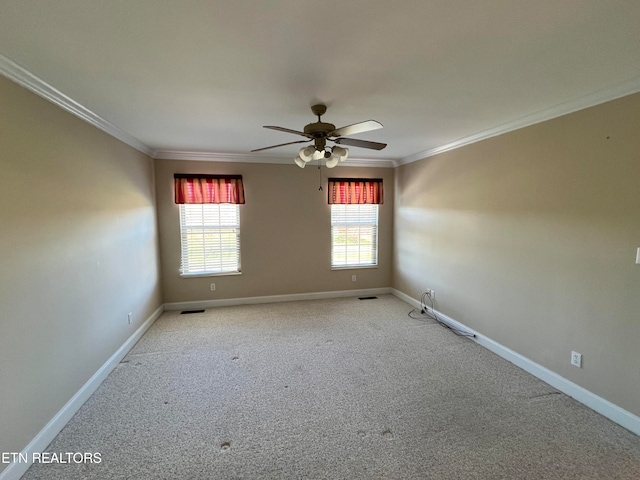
[358,296,378,300]
[180,309,205,314]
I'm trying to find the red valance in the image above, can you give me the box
[174,174,245,204]
[328,178,383,205]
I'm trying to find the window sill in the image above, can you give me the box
[180,271,242,278]
[331,265,378,271]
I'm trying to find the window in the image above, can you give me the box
[328,177,382,269]
[174,173,244,276]
[179,203,240,276]
[331,204,378,268]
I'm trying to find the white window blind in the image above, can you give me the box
[179,204,240,275]
[331,204,378,268]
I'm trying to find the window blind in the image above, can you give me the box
[179,204,240,275]
[331,204,378,268]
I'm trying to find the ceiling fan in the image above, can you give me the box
[251,104,387,168]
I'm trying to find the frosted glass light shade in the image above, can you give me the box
[299,146,315,162]
[294,156,306,168]
[325,155,339,168]
[334,146,349,162]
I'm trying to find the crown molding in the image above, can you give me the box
[342,157,397,168]
[153,150,270,163]
[0,54,154,157]
[153,150,396,168]
[399,75,640,166]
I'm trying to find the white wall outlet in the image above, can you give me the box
[127,312,132,325]
[636,247,640,264]
[352,275,357,282]
[426,288,435,298]
[210,283,216,291]
[571,351,582,368]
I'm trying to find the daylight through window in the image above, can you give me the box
[331,204,378,268]
[179,204,240,275]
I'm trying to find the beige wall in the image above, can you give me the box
[393,93,640,417]
[0,76,163,465]
[155,160,394,303]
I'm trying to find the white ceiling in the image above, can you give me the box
[1,0,639,165]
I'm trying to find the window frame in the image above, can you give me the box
[330,203,379,269]
[178,203,242,277]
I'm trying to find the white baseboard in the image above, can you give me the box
[164,287,393,311]
[0,305,164,480]
[391,289,640,437]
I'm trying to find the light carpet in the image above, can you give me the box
[21,295,640,479]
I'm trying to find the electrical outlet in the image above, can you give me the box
[571,351,582,368]
[210,283,216,291]
[425,288,435,298]
[352,275,357,282]
[127,313,132,325]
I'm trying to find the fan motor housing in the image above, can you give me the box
[304,122,336,136]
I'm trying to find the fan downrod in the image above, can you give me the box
[304,103,335,138]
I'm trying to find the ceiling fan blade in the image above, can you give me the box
[334,137,387,150]
[264,125,314,139]
[251,139,310,152]
[329,120,383,138]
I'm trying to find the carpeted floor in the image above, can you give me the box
[22,295,640,479]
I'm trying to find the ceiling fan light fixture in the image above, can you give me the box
[294,155,306,168]
[312,149,325,161]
